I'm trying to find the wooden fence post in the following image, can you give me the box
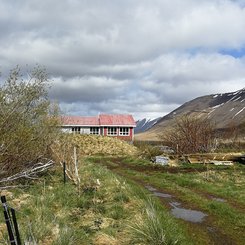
[74,146,78,178]
[63,161,66,184]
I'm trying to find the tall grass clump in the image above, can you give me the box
[51,226,88,245]
[129,194,184,245]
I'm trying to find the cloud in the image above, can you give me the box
[1,0,245,119]
[140,53,245,103]
[49,76,129,103]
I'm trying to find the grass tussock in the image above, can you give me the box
[129,196,182,245]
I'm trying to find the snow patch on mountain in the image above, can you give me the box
[233,107,245,118]
[135,117,160,134]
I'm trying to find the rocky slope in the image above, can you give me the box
[136,88,245,141]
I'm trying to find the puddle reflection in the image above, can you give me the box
[145,185,208,223]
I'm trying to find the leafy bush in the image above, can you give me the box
[0,66,59,176]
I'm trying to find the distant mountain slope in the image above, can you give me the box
[136,88,245,141]
[135,118,160,134]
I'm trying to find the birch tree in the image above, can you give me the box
[0,66,59,176]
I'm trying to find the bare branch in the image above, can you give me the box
[0,185,29,190]
[0,160,54,184]
[161,115,216,154]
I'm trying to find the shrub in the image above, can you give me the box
[0,66,59,176]
[161,115,216,154]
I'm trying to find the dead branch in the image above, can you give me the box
[0,185,29,190]
[0,160,54,184]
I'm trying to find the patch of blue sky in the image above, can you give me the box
[219,48,245,58]
[185,47,214,56]
[231,0,245,8]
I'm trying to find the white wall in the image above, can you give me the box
[80,128,90,134]
[61,126,91,134]
[61,128,72,133]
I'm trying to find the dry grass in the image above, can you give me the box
[52,134,139,159]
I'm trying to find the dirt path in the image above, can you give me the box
[106,157,245,213]
[95,157,242,245]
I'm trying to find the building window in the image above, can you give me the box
[90,127,99,135]
[107,127,117,136]
[119,127,129,136]
[72,127,80,134]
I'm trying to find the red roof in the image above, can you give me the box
[99,114,136,126]
[61,115,99,126]
[61,114,136,127]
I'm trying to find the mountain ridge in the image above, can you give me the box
[135,88,245,141]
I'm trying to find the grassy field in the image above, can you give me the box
[0,158,191,245]
[0,134,244,244]
[90,156,245,245]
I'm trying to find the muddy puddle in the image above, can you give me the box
[145,185,208,223]
[170,202,207,223]
[145,185,157,192]
[211,197,226,202]
[154,192,172,198]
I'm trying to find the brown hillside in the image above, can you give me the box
[136,88,245,141]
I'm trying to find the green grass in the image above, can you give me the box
[130,203,171,244]
[96,156,245,244]
[99,156,245,205]
[0,157,191,244]
[2,155,243,244]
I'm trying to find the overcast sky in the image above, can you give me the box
[1,0,245,119]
